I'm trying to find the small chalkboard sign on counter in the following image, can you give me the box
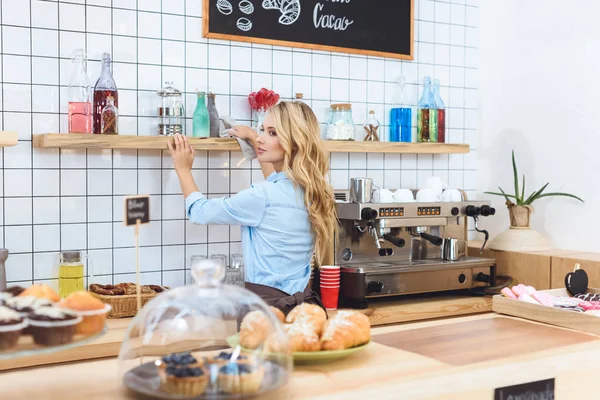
[203,0,414,60]
[124,195,150,226]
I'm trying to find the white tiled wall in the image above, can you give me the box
[0,0,479,289]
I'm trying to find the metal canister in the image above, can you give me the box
[157,81,184,135]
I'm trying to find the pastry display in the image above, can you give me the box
[18,284,60,302]
[27,307,81,346]
[59,291,109,335]
[89,283,168,319]
[218,361,265,394]
[285,303,327,335]
[320,311,371,351]
[284,323,321,352]
[0,306,26,350]
[160,365,209,397]
[239,310,272,349]
[89,283,166,296]
[5,296,53,316]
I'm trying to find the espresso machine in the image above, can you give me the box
[331,178,497,309]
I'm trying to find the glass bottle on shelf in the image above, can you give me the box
[192,91,210,138]
[389,76,412,142]
[58,251,86,298]
[93,53,118,134]
[294,93,304,102]
[100,96,118,134]
[68,48,92,134]
[326,104,355,140]
[417,76,437,142]
[363,110,380,141]
[207,93,221,138]
[432,79,446,143]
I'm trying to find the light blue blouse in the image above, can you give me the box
[185,171,313,295]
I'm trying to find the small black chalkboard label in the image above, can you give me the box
[124,195,150,226]
[494,378,555,400]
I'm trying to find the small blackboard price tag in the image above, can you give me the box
[124,195,150,226]
[494,378,555,400]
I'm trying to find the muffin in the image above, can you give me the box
[59,291,109,335]
[0,292,13,306]
[4,286,25,297]
[0,306,26,350]
[27,307,81,346]
[160,365,208,397]
[18,284,60,302]
[218,362,265,394]
[5,296,53,317]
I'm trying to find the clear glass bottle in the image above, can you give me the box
[363,110,380,141]
[294,93,304,102]
[326,104,355,140]
[192,91,210,138]
[93,53,118,134]
[417,76,437,142]
[58,251,86,298]
[207,93,221,138]
[389,76,412,142]
[157,82,184,136]
[68,48,92,134]
[432,79,446,143]
[101,96,118,134]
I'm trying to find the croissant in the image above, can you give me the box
[320,311,371,351]
[285,303,326,335]
[284,323,321,352]
[239,311,271,349]
[270,306,285,323]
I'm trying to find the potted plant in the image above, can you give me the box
[484,151,583,252]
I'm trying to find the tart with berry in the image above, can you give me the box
[160,365,208,396]
[218,361,264,394]
[206,351,248,367]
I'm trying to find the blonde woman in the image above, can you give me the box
[169,101,336,312]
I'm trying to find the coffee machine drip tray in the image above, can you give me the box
[337,256,497,308]
[341,257,494,275]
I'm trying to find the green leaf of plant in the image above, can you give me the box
[534,193,585,202]
[524,182,549,205]
[512,150,519,200]
[520,174,525,205]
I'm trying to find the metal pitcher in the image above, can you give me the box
[441,238,467,261]
[350,178,374,203]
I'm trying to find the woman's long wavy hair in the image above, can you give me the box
[269,101,337,266]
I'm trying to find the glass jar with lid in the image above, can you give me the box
[118,258,292,399]
[326,103,355,140]
[157,81,184,136]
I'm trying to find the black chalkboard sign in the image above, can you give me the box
[494,378,555,400]
[203,0,413,60]
[124,195,150,226]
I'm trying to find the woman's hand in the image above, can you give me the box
[227,125,258,142]
[167,134,195,174]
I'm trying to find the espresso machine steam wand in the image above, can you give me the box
[466,205,496,253]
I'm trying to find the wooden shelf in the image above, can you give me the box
[32,134,470,154]
[0,131,18,147]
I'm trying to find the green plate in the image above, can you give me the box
[226,333,369,364]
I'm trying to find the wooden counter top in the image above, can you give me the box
[2,314,599,399]
[0,292,491,371]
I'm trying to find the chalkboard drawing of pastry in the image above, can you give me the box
[239,0,254,15]
[237,17,253,31]
[217,0,233,15]
[262,0,282,10]
[278,0,300,25]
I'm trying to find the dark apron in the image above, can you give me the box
[245,282,327,317]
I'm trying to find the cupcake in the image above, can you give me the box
[160,365,208,397]
[59,291,110,335]
[18,284,60,302]
[0,306,26,350]
[27,307,81,346]
[4,286,25,297]
[206,351,248,367]
[5,296,53,317]
[0,292,13,306]
[218,362,265,394]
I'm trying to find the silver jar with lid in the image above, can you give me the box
[157,81,184,135]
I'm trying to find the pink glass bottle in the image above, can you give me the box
[92,53,118,134]
[67,49,92,133]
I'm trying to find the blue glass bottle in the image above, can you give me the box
[389,77,412,142]
[192,91,210,138]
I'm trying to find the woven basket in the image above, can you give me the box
[89,291,158,319]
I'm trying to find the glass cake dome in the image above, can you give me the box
[118,259,293,399]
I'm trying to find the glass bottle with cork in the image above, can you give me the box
[193,91,210,138]
[363,110,380,141]
[417,76,437,142]
[58,251,86,298]
[101,95,118,134]
[93,52,118,134]
[432,79,446,143]
[68,48,92,134]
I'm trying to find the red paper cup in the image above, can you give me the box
[320,286,340,310]
[320,266,340,271]
[320,277,340,282]
[320,270,340,277]
[320,279,340,284]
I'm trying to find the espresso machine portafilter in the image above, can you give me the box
[329,184,497,309]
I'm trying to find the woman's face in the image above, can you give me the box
[256,112,285,169]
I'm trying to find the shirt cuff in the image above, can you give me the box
[185,191,206,218]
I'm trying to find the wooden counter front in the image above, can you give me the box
[0,292,491,371]
[1,314,599,400]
